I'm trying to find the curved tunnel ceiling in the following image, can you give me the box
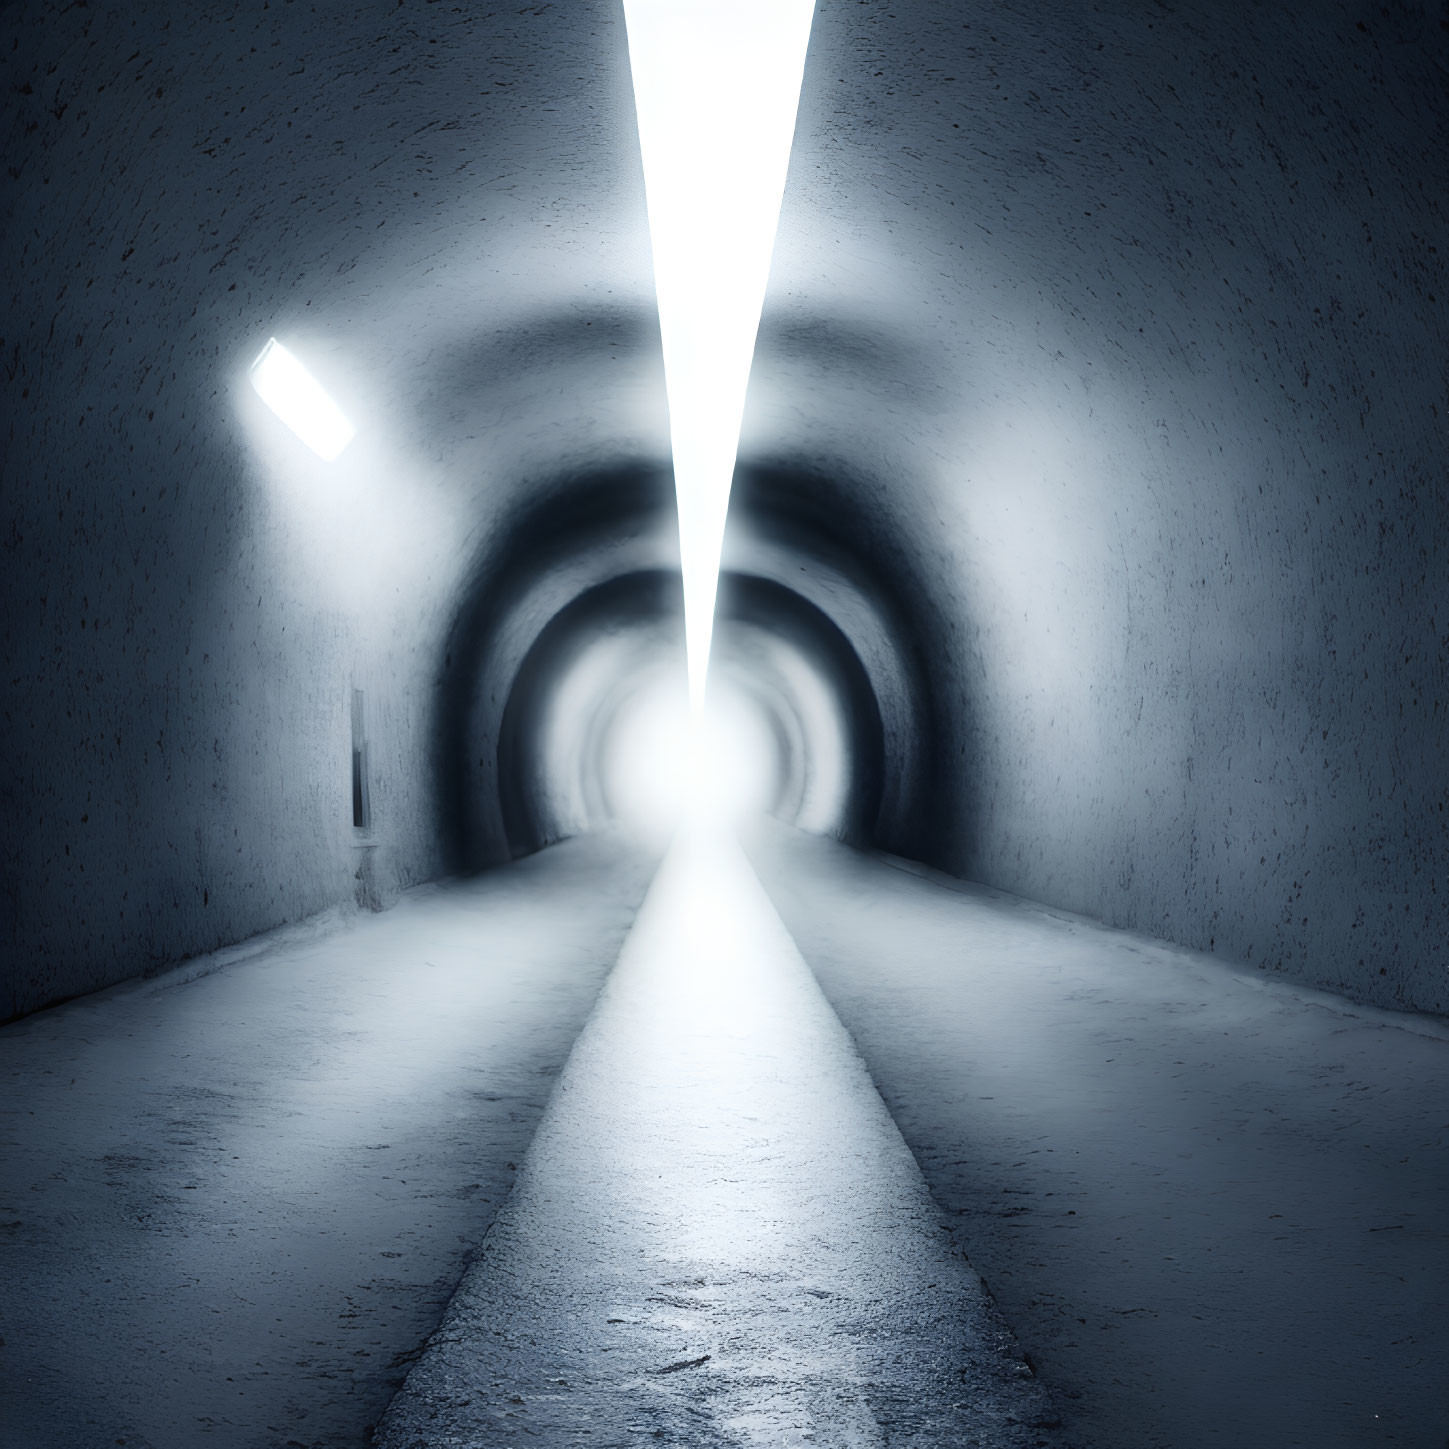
[5,2,1445,1018]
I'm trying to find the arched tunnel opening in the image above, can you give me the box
[481,559,889,861]
[490,565,886,857]
[432,456,921,871]
[3,5,1446,1448]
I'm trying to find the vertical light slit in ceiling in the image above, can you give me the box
[622,0,815,716]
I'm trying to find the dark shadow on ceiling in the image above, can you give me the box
[410,302,662,434]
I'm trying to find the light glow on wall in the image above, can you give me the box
[623,0,815,714]
[248,338,356,461]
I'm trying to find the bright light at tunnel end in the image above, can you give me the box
[623,0,815,718]
[601,672,782,843]
[248,337,356,461]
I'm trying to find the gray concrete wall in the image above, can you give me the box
[752,0,1447,1011]
[0,2,664,1018]
[4,1,1444,1020]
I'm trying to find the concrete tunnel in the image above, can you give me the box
[2,3,1446,1447]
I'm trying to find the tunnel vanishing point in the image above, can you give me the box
[2,5,1446,1449]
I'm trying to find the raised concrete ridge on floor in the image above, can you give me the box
[378,827,1059,1447]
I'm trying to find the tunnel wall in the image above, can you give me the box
[6,1,1443,1020]
[0,2,662,1020]
[753,0,1447,1012]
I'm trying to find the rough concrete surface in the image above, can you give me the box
[749,823,1449,1449]
[0,836,653,1449]
[0,0,666,1016]
[748,0,1448,1011]
[6,1,1443,1024]
[379,829,1059,1448]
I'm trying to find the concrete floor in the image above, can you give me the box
[7,823,1445,1447]
[378,828,1056,1447]
[747,824,1449,1449]
[0,836,654,1449]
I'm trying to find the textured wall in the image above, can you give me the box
[749,0,1447,1011]
[0,2,664,1018]
[4,1,1445,1020]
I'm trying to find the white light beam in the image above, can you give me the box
[623,0,815,715]
[248,337,356,461]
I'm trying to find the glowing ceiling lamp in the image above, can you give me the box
[623,0,815,714]
[248,337,356,461]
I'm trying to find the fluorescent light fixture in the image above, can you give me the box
[623,0,815,714]
[248,337,356,461]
